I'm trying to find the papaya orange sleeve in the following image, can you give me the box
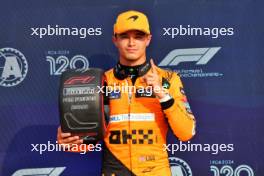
[163,73,196,141]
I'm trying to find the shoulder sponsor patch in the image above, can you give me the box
[184,102,193,114]
[162,77,171,89]
[180,87,185,95]
[181,97,193,115]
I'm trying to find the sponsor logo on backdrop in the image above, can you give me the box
[210,160,254,176]
[12,167,65,176]
[46,50,89,75]
[0,48,28,87]
[169,157,192,176]
[158,47,223,78]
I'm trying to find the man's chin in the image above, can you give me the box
[124,56,139,61]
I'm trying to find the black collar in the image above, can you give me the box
[113,61,151,80]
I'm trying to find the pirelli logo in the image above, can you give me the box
[109,129,154,144]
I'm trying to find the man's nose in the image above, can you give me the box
[128,37,136,46]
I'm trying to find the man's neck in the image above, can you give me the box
[119,57,146,66]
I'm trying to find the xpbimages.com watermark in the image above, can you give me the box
[30,25,102,39]
[163,141,234,155]
[63,82,169,97]
[30,141,102,154]
[162,25,234,39]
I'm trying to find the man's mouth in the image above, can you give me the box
[126,49,137,53]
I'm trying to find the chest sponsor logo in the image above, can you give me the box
[109,113,154,123]
[109,90,121,99]
[109,129,154,144]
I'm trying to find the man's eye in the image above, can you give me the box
[135,35,145,39]
[119,35,128,39]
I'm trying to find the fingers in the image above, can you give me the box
[61,132,71,138]
[63,136,79,143]
[57,126,70,140]
[59,135,82,145]
[143,74,155,85]
[144,73,155,79]
[143,71,159,86]
[143,58,158,84]
[72,139,83,144]
[58,126,71,137]
[57,126,82,145]
[150,58,158,74]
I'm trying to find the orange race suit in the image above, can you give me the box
[101,61,196,176]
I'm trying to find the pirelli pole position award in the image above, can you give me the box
[59,68,105,144]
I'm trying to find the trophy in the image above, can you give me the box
[59,68,105,144]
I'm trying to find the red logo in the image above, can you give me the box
[64,76,95,85]
[181,96,187,102]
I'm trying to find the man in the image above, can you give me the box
[57,10,196,176]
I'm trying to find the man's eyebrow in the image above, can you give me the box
[116,31,146,37]
[135,31,146,36]
[118,33,128,37]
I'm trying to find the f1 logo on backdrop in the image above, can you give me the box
[12,167,65,176]
[0,48,28,87]
[158,47,221,66]
[158,47,223,78]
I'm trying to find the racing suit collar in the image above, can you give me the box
[113,60,151,80]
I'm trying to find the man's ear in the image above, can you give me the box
[146,34,152,47]
[112,35,118,47]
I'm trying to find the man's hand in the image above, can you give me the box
[57,126,83,146]
[143,59,166,99]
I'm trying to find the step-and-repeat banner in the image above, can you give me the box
[1,0,263,175]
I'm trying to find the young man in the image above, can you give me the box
[57,10,196,176]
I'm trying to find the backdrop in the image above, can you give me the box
[0,0,263,175]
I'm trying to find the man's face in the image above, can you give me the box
[113,30,151,62]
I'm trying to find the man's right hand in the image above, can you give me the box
[57,126,83,145]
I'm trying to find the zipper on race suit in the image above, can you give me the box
[125,77,133,106]
[126,77,133,175]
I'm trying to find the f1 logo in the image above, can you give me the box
[12,167,66,176]
[158,47,221,66]
[64,76,95,85]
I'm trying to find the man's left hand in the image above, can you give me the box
[143,59,166,99]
